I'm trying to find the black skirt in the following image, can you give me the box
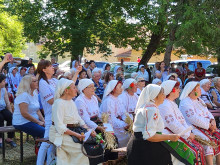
[127,132,172,165]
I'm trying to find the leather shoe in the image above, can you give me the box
[6,141,17,147]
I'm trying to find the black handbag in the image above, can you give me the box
[68,126,104,165]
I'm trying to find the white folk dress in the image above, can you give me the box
[75,93,100,130]
[179,97,215,155]
[49,98,89,165]
[119,91,138,120]
[100,94,130,147]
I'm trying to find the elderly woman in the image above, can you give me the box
[159,80,205,165]
[49,78,96,165]
[200,79,216,109]
[152,78,162,85]
[7,67,19,94]
[210,77,220,107]
[127,84,180,165]
[0,74,16,147]
[114,65,122,78]
[179,81,220,165]
[75,79,105,132]
[119,78,138,120]
[13,75,45,139]
[136,77,145,96]
[137,64,149,82]
[100,80,130,147]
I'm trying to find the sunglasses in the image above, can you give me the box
[138,80,145,82]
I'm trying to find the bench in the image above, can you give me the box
[0,126,23,162]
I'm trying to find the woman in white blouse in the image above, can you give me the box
[75,79,105,132]
[135,77,145,96]
[100,80,129,147]
[137,64,149,82]
[37,60,57,165]
[49,78,95,165]
[127,84,180,165]
[179,81,220,165]
[13,75,45,138]
[119,78,138,120]
[159,80,205,165]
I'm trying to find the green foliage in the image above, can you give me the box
[0,2,26,57]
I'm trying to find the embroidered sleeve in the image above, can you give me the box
[39,79,54,102]
[180,101,210,130]
[107,99,127,128]
[142,108,158,140]
[159,104,190,139]
[75,99,98,129]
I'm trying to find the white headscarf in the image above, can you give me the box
[139,64,144,70]
[136,84,161,111]
[152,78,162,85]
[64,71,72,77]
[72,60,77,69]
[9,67,17,74]
[123,78,136,89]
[131,72,138,79]
[54,78,74,100]
[161,80,177,96]
[114,65,121,75]
[78,79,94,93]
[179,81,199,100]
[103,80,118,100]
[200,79,210,87]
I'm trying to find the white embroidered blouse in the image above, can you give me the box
[75,93,100,130]
[179,97,214,130]
[100,94,127,129]
[159,99,191,139]
[133,102,164,140]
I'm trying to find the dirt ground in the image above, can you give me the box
[0,132,36,165]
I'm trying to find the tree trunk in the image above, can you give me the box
[164,28,176,66]
[139,21,165,67]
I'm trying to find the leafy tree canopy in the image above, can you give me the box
[0,0,26,57]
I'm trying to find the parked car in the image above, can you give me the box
[110,62,138,73]
[95,61,109,71]
[171,59,211,71]
[59,61,71,72]
[205,65,219,77]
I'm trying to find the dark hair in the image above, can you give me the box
[105,72,114,83]
[187,71,194,76]
[168,75,176,80]
[166,81,180,98]
[90,60,95,64]
[158,61,165,71]
[0,74,6,83]
[85,61,90,65]
[79,69,87,77]
[37,60,52,83]
[197,62,202,67]
[110,81,123,95]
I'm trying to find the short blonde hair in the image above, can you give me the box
[16,75,34,96]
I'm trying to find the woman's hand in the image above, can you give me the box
[97,126,105,132]
[75,133,85,141]
[37,121,45,127]
[187,133,195,141]
[169,134,180,142]
[76,65,82,73]
[124,125,130,130]
[209,119,217,133]
[91,130,96,137]
[3,54,11,63]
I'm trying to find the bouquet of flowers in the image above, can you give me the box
[96,133,105,145]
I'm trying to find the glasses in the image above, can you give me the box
[138,80,145,82]
[86,86,96,90]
